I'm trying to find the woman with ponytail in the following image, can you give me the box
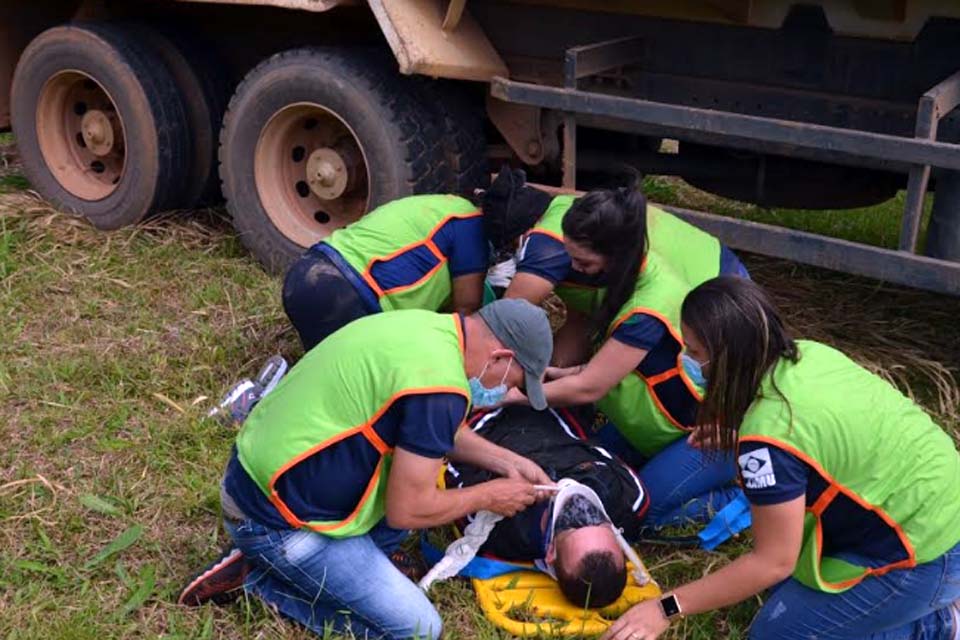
[504,185,750,528]
[602,277,960,639]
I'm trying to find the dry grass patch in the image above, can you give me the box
[0,182,956,639]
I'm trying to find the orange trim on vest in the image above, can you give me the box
[359,210,481,299]
[267,384,471,531]
[607,306,703,430]
[645,369,679,387]
[308,458,386,533]
[362,425,392,455]
[739,434,918,589]
[810,484,840,516]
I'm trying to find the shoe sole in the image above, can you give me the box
[177,548,246,606]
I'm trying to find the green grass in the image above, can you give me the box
[643,176,933,251]
[0,174,30,194]
[0,175,957,639]
[0,132,13,145]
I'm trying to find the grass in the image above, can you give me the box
[0,166,957,639]
[642,175,934,251]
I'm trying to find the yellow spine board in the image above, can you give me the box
[473,563,662,637]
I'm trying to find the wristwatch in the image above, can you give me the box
[659,593,683,620]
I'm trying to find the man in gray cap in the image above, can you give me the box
[180,299,554,640]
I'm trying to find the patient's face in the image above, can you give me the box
[547,525,623,571]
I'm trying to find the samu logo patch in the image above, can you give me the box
[739,447,777,489]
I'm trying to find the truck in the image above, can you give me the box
[2,0,959,294]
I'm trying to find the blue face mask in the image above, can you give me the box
[681,353,709,388]
[469,358,512,408]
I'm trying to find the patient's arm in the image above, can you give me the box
[450,427,552,485]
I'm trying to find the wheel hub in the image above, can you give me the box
[80,110,115,157]
[306,148,349,200]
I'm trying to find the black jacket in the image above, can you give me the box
[445,406,648,561]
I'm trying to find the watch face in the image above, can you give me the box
[661,594,681,618]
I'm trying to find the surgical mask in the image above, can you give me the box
[469,358,512,408]
[681,353,709,388]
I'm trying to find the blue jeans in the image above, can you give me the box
[750,541,960,639]
[638,436,742,528]
[224,518,442,639]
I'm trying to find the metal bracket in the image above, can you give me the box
[561,36,644,188]
[899,70,960,253]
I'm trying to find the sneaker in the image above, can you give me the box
[390,549,427,582]
[178,548,250,606]
[254,355,288,398]
[208,379,262,426]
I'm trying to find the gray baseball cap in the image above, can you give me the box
[478,298,553,410]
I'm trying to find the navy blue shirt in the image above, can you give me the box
[738,441,896,565]
[517,231,748,293]
[223,393,468,530]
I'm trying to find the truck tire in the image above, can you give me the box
[220,47,448,273]
[417,79,489,196]
[125,24,230,208]
[11,23,191,229]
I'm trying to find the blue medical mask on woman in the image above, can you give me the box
[469,358,512,408]
[681,353,709,387]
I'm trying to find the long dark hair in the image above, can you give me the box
[680,277,799,451]
[562,188,648,336]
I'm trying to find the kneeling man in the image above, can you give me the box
[181,300,553,639]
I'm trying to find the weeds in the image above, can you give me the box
[0,172,956,639]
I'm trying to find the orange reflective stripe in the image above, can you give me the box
[810,484,839,516]
[379,260,448,296]
[739,434,918,589]
[633,370,693,432]
[363,425,391,455]
[645,368,680,387]
[360,210,480,298]
[269,491,307,528]
[268,384,471,530]
[307,458,385,533]
[608,306,703,401]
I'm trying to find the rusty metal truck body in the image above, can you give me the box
[2,0,960,293]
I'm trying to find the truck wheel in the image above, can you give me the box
[127,24,230,208]
[418,80,489,196]
[219,47,447,273]
[11,23,191,229]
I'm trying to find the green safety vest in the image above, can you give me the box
[236,310,471,538]
[527,195,602,314]
[324,194,481,312]
[529,196,721,456]
[739,340,960,593]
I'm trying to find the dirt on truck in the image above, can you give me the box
[2,0,960,294]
